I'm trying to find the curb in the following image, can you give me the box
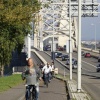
[67,80,73,100]
[54,75,75,100]
[54,75,70,98]
[67,80,91,100]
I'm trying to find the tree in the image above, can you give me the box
[0,0,41,76]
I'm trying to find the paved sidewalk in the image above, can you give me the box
[0,78,67,100]
[0,83,25,100]
[39,78,67,100]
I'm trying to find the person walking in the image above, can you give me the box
[22,58,41,100]
[50,61,55,79]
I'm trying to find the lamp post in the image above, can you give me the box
[91,23,96,50]
[69,0,72,80]
[77,0,82,92]
[51,0,55,62]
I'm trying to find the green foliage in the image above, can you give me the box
[0,0,41,75]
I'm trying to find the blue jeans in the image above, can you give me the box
[25,85,39,100]
[44,73,51,83]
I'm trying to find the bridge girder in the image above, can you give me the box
[42,31,76,41]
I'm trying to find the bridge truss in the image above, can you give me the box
[34,0,98,51]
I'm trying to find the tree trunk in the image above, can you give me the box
[1,65,4,77]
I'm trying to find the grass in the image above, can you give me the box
[0,74,23,92]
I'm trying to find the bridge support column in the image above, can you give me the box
[34,34,38,49]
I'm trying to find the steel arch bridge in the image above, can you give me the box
[34,0,78,51]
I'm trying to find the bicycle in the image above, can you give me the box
[25,85,36,100]
[43,73,50,87]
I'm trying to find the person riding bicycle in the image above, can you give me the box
[22,58,41,100]
[42,63,52,85]
[39,63,44,71]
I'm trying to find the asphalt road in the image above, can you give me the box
[59,51,100,77]
[37,50,100,100]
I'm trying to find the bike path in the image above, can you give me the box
[0,78,67,100]
[0,83,25,100]
[39,78,67,100]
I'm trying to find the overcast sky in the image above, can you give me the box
[81,0,100,41]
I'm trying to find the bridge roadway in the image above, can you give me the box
[37,50,100,100]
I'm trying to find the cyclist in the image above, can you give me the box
[22,58,41,100]
[42,63,52,86]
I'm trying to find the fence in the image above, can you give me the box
[13,66,26,74]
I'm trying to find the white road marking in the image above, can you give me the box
[82,67,94,72]
[82,60,96,68]
[61,52,97,68]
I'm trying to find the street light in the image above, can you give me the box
[51,0,55,62]
[77,0,82,92]
[91,23,96,50]
[69,0,72,80]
